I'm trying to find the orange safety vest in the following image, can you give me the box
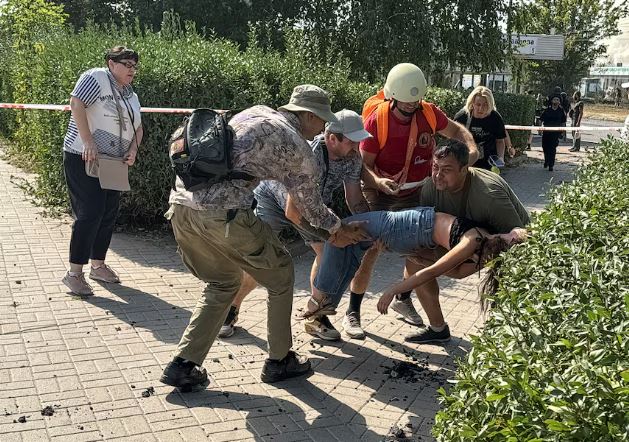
[361,90,437,185]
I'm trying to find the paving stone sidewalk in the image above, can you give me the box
[0,142,587,442]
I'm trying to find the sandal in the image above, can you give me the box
[299,296,337,320]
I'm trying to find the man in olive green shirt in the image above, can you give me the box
[421,160,529,233]
[406,141,529,344]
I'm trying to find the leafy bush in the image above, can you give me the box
[433,138,629,441]
[494,92,536,152]
[425,87,466,120]
[0,9,535,225]
[0,15,376,223]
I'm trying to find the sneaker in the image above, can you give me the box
[569,146,580,152]
[304,316,341,341]
[390,298,424,326]
[260,351,312,383]
[405,325,451,344]
[89,264,120,283]
[62,272,93,296]
[160,357,209,389]
[342,311,365,339]
[218,306,238,338]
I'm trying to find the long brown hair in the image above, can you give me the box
[478,235,513,311]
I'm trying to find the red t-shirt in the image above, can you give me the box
[360,102,449,184]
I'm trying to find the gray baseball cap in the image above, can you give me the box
[326,109,372,142]
[278,84,338,123]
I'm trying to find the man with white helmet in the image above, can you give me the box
[340,63,478,337]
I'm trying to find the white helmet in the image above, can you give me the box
[383,63,427,103]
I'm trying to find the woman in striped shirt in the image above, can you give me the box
[61,46,143,296]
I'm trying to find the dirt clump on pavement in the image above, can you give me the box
[41,405,55,416]
[141,386,155,398]
[384,361,428,383]
[384,423,415,440]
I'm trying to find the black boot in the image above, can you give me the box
[160,357,209,390]
[261,351,312,383]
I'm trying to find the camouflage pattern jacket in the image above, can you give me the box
[254,134,363,211]
[168,105,341,233]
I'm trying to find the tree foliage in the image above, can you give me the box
[34,0,629,93]
[53,0,303,47]
[511,0,629,94]
[48,0,509,83]
[295,0,509,82]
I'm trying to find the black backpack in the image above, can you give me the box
[168,108,253,191]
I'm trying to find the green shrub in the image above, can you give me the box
[433,138,629,441]
[1,17,376,224]
[0,10,535,225]
[425,87,466,120]
[494,92,536,152]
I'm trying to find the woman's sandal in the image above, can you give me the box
[299,296,337,320]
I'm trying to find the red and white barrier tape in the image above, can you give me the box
[0,103,625,131]
[0,102,200,114]
[504,124,622,132]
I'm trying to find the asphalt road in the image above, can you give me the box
[523,117,623,149]
[575,118,624,144]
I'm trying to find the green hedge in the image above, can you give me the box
[433,138,629,441]
[494,92,536,152]
[0,14,534,225]
[1,18,377,223]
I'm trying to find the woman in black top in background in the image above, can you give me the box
[454,86,507,170]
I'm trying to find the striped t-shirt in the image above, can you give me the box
[63,68,141,157]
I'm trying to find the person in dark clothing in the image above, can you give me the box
[560,91,570,114]
[569,91,584,152]
[546,86,562,106]
[539,96,567,171]
[454,86,507,170]
[559,91,570,139]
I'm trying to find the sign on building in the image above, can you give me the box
[510,34,565,61]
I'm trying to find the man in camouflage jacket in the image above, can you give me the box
[160,85,368,389]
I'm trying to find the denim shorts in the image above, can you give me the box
[314,206,436,306]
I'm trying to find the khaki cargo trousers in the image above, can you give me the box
[170,204,294,365]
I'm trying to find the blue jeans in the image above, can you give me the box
[314,206,436,307]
